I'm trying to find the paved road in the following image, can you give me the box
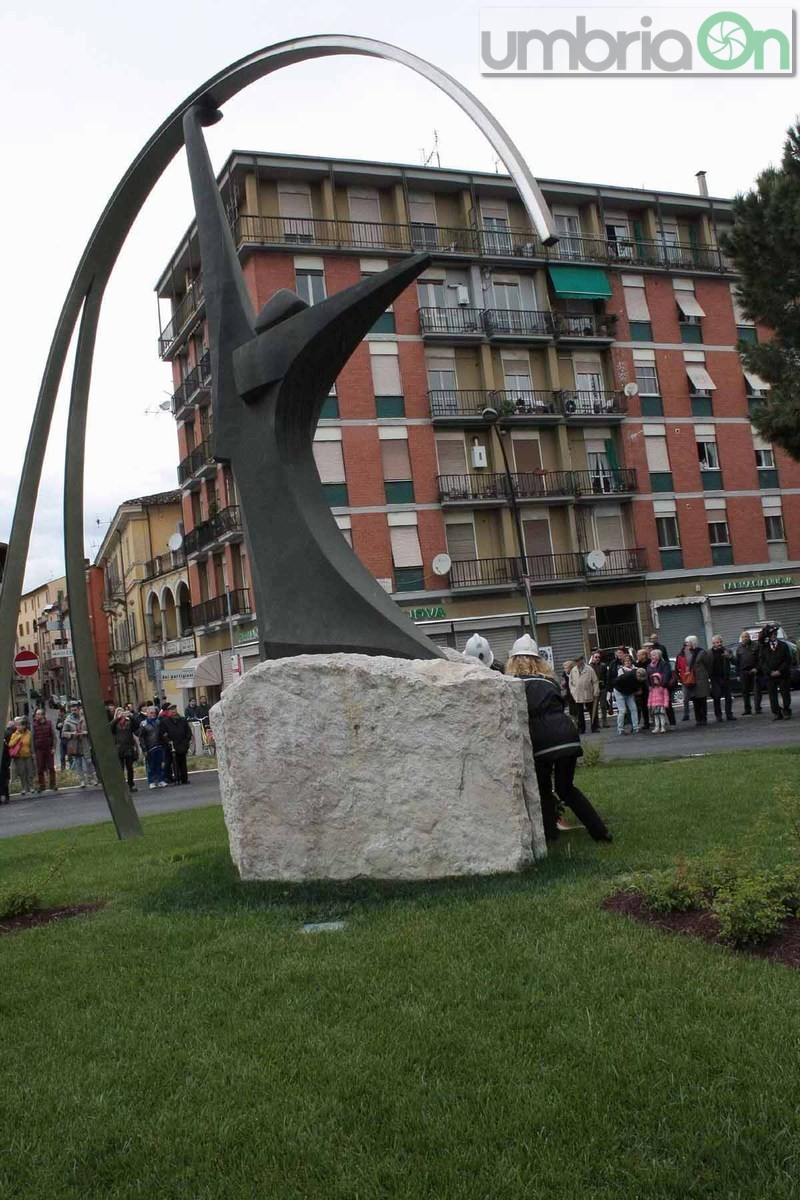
[0,771,222,838]
[1,714,797,838]
[591,708,799,761]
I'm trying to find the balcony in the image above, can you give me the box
[159,279,204,358]
[177,438,216,486]
[562,391,627,420]
[554,312,617,343]
[573,468,639,498]
[448,547,648,590]
[170,351,212,417]
[229,213,734,275]
[418,306,484,339]
[109,647,130,668]
[183,506,243,558]
[438,471,576,505]
[142,550,187,580]
[148,635,196,658]
[483,309,555,341]
[190,588,252,629]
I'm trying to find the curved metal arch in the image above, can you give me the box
[0,35,557,839]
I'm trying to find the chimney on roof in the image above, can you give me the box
[695,170,708,197]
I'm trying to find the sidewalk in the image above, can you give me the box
[589,709,797,761]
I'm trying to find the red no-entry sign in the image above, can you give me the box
[13,649,39,677]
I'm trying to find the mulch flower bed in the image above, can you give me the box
[603,890,800,969]
[0,902,106,937]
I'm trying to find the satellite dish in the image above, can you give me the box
[432,553,452,577]
[586,550,607,572]
[623,382,639,397]
[168,532,184,552]
[159,399,173,411]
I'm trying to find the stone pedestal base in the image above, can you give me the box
[211,654,546,881]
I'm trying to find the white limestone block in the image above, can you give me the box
[211,653,546,881]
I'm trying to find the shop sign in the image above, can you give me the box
[160,668,195,686]
[722,576,794,591]
[407,606,446,620]
[236,629,259,646]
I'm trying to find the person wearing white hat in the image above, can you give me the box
[464,634,504,673]
[504,637,612,844]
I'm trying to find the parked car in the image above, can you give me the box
[726,637,800,694]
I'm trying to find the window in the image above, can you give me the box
[348,188,382,238]
[389,520,424,592]
[635,363,659,394]
[426,354,458,416]
[418,278,446,309]
[555,212,581,255]
[684,359,716,419]
[492,281,521,310]
[659,224,681,264]
[295,269,325,306]
[708,519,730,544]
[656,515,682,569]
[708,513,732,565]
[697,439,719,470]
[18,623,23,637]
[766,513,785,541]
[731,285,757,343]
[674,280,705,343]
[278,183,313,242]
[312,436,348,506]
[370,345,404,418]
[380,434,414,504]
[481,202,512,253]
[634,351,661,416]
[623,275,651,340]
[755,447,775,469]
[754,434,778,487]
[644,426,672,492]
[408,192,438,249]
[606,220,633,258]
[435,436,468,479]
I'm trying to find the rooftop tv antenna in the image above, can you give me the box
[421,129,441,168]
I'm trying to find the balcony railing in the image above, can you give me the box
[448,547,648,589]
[190,588,252,628]
[177,438,214,485]
[554,312,617,340]
[183,505,243,557]
[170,350,212,414]
[562,391,627,418]
[229,213,734,274]
[438,471,578,503]
[148,635,196,658]
[484,309,556,338]
[159,279,204,356]
[572,468,638,497]
[142,550,187,579]
[428,388,565,420]
[418,307,484,336]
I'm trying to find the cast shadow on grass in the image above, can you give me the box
[139,839,608,923]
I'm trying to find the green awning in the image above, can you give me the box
[548,265,612,300]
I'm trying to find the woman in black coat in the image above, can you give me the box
[505,637,612,844]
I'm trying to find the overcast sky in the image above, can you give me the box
[1,0,796,591]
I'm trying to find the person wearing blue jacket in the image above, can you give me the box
[505,634,612,845]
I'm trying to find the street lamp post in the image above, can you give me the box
[482,406,537,639]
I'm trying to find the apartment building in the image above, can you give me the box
[155,152,800,673]
[94,492,196,707]
[12,568,111,711]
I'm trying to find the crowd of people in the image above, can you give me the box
[463,622,796,845]
[1,694,215,803]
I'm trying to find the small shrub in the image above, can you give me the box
[712,872,790,947]
[581,741,605,769]
[634,858,705,914]
[0,842,76,923]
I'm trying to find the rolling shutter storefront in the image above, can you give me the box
[547,620,585,664]
[654,604,705,656]
[708,601,761,646]
[764,595,800,640]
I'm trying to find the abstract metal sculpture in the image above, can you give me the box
[0,36,557,837]
[184,101,440,660]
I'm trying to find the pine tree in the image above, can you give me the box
[725,122,800,460]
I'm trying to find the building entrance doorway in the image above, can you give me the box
[595,604,640,651]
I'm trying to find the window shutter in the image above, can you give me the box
[313,441,345,483]
[371,354,402,396]
[278,190,312,219]
[436,438,468,475]
[390,526,423,568]
[595,514,625,550]
[523,518,552,557]
[381,440,412,480]
[645,437,670,473]
[623,283,651,321]
[445,522,477,561]
[685,364,716,391]
[349,194,381,223]
[408,193,436,223]
[512,437,542,472]
[675,292,706,318]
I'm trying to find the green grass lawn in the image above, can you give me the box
[2,748,800,1199]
